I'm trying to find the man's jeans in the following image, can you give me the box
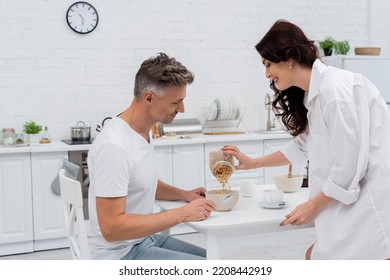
[121,234,206,260]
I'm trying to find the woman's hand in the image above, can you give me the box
[279,200,319,226]
[221,145,257,170]
[280,191,333,226]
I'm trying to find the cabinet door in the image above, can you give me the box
[154,144,204,235]
[263,139,295,184]
[342,58,390,103]
[31,151,68,250]
[154,146,174,185]
[0,153,34,255]
[172,144,205,190]
[205,140,264,188]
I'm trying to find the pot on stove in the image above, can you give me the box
[71,121,91,141]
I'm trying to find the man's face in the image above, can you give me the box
[151,85,186,124]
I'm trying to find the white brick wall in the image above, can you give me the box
[0,0,385,140]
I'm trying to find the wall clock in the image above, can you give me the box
[66,1,99,34]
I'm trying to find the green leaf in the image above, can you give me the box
[23,121,42,134]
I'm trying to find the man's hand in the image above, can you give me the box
[179,198,216,222]
[182,187,206,202]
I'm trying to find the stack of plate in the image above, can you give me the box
[208,97,238,121]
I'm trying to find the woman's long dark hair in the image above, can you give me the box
[255,19,319,136]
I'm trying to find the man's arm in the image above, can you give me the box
[96,194,215,242]
[155,180,205,202]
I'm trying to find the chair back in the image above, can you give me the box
[59,169,91,260]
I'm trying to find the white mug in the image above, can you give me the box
[240,179,257,197]
[263,189,283,207]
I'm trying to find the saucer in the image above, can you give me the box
[259,201,286,209]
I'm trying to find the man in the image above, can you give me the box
[88,53,216,260]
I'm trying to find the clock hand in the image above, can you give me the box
[78,13,84,25]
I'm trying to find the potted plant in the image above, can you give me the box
[319,37,336,56]
[23,121,42,144]
[334,40,350,55]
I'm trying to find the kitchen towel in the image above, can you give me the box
[51,160,80,195]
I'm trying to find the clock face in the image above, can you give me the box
[66,1,99,34]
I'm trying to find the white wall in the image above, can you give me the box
[369,0,390,56]
[0,0,382,140]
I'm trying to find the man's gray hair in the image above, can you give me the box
[134,52,194,99]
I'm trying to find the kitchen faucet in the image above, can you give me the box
[265,93,275,131]
[96,117,112,132]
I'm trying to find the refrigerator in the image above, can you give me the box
[323,56,390,106]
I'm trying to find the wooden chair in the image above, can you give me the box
[59,169,91,260]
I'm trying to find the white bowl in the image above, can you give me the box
[205,189,239,211]
[273,174,303,193]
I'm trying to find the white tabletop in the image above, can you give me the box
[156,184,313,259]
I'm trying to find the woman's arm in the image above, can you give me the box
[222,145,291,170]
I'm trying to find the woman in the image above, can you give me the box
[223,19,390,259]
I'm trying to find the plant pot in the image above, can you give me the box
[323,48,333,56]
[27,133,41,144]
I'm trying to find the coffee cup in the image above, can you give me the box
[262,189,284,207]
[240,179,257,197]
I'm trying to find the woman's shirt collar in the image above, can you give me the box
[306,59,327,108]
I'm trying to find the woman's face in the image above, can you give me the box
[262,58,294,91]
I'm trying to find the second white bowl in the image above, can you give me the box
[273,174,303,193]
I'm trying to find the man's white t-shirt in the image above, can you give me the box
[87,117,158,259]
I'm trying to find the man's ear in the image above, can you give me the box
[143,91,154,104]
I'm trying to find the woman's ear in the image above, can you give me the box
[287,59,294,69]
[288,58,297,67]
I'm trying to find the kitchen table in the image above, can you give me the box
[155,184,313,259]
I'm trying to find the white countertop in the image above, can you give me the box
[0,132,292,154]
[153,131,291,146]
[0,141,92,154]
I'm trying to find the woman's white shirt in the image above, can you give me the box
[280,59,390,259]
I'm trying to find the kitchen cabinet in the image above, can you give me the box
[323,56,390,104]
[154,146,173,185]
[205,140,264,188]
[154,143,204,235]
[0,153,34,256]
[31,151,69,251]
[154,144,205,189]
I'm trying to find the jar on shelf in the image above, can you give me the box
[15,133,25,144]
[2,128,15,145]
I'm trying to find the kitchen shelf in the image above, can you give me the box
[202,106,248,134]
